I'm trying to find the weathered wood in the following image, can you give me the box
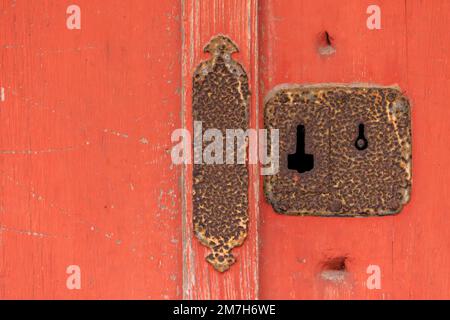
[259,0,450,299]
[1,0,450,300]
[0,0,182,299]
[182,0,259,299]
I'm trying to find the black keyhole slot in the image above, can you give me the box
[355,123,368,151]
[288,125,314,173]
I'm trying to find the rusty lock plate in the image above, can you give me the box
[264,84,412,216]
[192,35,249,272]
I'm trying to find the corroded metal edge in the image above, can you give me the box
[192,35,249,272]
[264,84,412,217]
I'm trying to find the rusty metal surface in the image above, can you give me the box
[264,84,411,216]
[192,35,249,272]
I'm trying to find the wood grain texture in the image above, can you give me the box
[0,0,182,299]
[259,0,450,299]
[182,0,259,299]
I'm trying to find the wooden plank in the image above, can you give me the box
[258,0,406,299]
[0,0,182,299]
[181,0,259,299]
[259,0,450,299]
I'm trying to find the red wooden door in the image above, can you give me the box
[1,0,450,300]
[258,0,450,299]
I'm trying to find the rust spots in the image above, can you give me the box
[192,35,249,272]
[264,84,412,216]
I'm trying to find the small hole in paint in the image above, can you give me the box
[318,31,336,56]
[322,256,347,271]
[320,256,349,283]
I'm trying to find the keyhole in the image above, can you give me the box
[355,123,368,151]
[288,125,314,173]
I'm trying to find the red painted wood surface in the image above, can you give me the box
[1,0,450,300]
[259,0,450,299]
[181,0,260,300]
[0,0,182,299]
